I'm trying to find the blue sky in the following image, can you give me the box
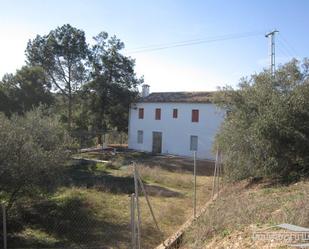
[0,0,308,92]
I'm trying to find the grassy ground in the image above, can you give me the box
[182,178,309,249]
[6,151,215,249]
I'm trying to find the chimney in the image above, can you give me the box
[142,84,150,97]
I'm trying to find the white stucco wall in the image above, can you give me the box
[128,102,225,159]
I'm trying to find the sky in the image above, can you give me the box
[0,0,308,92]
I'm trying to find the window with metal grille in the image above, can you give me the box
[137,130,143,144]
[173,108,178,118]
[192,109,199,122]
[138,108,144,119]
[190,135,198,151]
[155,108,161,120]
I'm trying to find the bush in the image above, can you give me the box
[215,59,309,181]
[0,107,74,212]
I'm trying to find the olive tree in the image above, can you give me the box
[0,108,74,213]
[214,59,309,181]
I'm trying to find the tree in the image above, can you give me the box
[0,66,53,115]
[0,108,74,213]
[214,59,309,181]
[85,32,142,143]
[25,24,89,130]
[0,74,17,116]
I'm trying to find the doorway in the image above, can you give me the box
[152,132,162,154]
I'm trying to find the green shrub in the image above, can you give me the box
[215,59,309,181]
[0,107,74,212]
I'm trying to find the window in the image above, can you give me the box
[192,109,199,122]
[190,135,198,151]
[137,130,143,144]
[138,108,144,119]
[173,108,178,118]
[155,108,161,120]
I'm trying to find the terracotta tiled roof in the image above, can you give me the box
[138,91,214,103]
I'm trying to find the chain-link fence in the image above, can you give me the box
[0,152,220,249]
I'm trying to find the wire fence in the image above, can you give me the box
[0,151,222,249]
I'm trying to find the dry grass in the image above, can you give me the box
[7,150,216,249]
[182,180,309,249]
[122,164,194,189]
[13,152,214,249]
[110,161,214,248]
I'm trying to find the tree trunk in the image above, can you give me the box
[68,98,72,131]
[68,85,72,131]
[96,109,104,146]
[6,186,21,215]
[97,133,102,145]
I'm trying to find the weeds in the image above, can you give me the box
[183,180,309,248]
[126,164,193,190]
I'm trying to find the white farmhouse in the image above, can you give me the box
[128,85,225,159]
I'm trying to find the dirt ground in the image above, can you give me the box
[81,148,215,175]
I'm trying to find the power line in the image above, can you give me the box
[127,31,264,53]
[277,39,294,58]
[278,34,300,59]
[128,31,263,50]
[277,43,292,58]
[125,30,265,54]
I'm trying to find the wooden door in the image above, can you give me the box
[152,132,162,154]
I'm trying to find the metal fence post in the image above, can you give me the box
[193,151,197,218]
[217,150,221,195]
[2,204,7,249]
[136,171,161,234]
[131,194,136,249]
[212,149,219,199]
[133,163,141,249]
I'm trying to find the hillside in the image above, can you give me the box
[5,152,215,249]
[182,179,309,249]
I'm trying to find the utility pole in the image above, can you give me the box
[265,30,279,77]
